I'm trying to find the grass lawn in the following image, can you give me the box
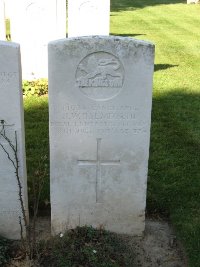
[24,0,200,266]
[24,96,49,212]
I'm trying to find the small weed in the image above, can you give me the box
[0,236,11,266]
[38,226,135,267]
[23,79,48,97]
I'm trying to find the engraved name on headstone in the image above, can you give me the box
[49,36,154,235]
[68,0,110,37]
[0,41,28,239]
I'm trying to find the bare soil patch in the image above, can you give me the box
[7,217,188,267]
[126,219,188,267]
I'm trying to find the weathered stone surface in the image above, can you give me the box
[0,41,28,239]
[68,0,110,37]
[10,0,66,79]
[49,36,154,235]
[0,0,6,40]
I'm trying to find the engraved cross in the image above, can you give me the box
[77,138,120,203]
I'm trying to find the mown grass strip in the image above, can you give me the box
[110,1,200,266]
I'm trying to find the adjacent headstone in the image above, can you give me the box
[4,0,13,18]
[10,0,66,79]
[187,0,199,3]
[0,41,28,239]
[49,36,154,235]
[0,0,6,40]
[68,0,110,37]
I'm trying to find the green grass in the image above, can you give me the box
[110,0,200,266]
[24,0,200,266]
[24,96,49,212]
[5,19,10,35]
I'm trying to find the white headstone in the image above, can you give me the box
[187,0,199,3]
[0,0,6,40]
[0,41,28,239]
[4,0,13,18]
[68,0,110,37]
[49,36,154,235]
[10,0,66,80]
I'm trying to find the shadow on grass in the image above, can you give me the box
[111,0,185,12]
[154,64,179,72]
[148,90,200,266]
[24,96,50,214]
[111,33,146,37]
[66,33,146,38]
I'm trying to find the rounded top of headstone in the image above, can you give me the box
[49,35,155,48]
[48,36,155,66]
[48,35,155,102]
[0,41,20,48]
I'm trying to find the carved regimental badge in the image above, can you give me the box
[76,52,124,101]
